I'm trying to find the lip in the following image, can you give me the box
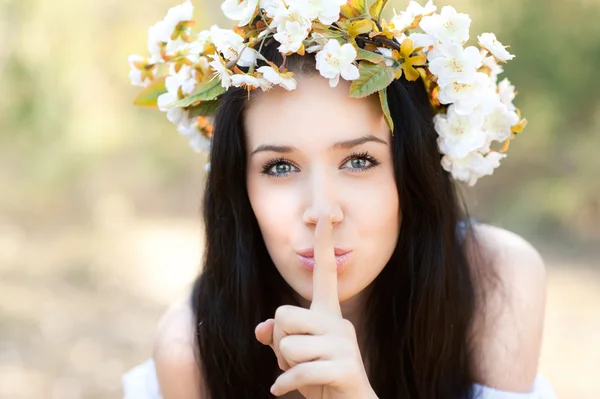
[296,247,352,257]
[296,248,352,273]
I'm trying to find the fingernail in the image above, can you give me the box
[270,385,278,395]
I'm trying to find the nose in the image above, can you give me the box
[301,168,344,228]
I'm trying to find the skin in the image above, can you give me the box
[151,76,549,398]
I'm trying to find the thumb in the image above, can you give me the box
[254,319,275,346]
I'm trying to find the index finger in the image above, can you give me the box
[310,213,342,316]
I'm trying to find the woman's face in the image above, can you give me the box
[245,75,400,304]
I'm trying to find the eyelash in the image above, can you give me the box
[260,151,381,177]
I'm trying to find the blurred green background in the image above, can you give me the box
[0,0,598,397]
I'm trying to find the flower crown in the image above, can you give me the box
[129,0,527,186]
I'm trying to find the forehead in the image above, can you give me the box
[244,76,389,149]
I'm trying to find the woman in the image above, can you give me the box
[124,1,557,398]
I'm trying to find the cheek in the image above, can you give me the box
[247,177,299,254]
[364,184,400,235]
[343,172,400,237]
[343,171,400,280]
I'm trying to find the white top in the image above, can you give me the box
[122,358,558,399]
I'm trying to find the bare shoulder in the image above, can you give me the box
[465,223,548,391]
[153,291,203,399]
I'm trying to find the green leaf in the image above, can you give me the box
[369,0,391,22]
[349,61,395,99]
[341,0,367,17]
[171,79,226,108]
[379,88,394,133]
[356,48,384,64]
[133,76,167,107]
[188,100,221,118]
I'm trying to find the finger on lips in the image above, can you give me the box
[257,210,346,389]
[310,213,342,316]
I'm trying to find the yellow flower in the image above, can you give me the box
[398,38,427,81]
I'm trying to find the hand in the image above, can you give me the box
[255,213,377,399]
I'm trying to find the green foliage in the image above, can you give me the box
[172,79,226,107]
[133,77,167,107]
[349,62,395,98]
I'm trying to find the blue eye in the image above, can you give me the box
[261,159,299,177]
[346,158,368,169]
[341,152,380,171]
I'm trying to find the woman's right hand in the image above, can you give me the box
[255,317,292,371]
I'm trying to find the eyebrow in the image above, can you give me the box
[250,134,388,156]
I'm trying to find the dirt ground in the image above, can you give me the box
[0,218,598,399]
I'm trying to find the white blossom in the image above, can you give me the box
[147,1,195,61]
[409,33,434,51]
[257,66,297,90]
[391,1,437,33]
[438,72,499,116]
[147,20,171,63]
[315,39,360,87]
[208,53,233,88]
[273,18,312,53]
[478,32,515,62]
[497,78,516,111]
[157,66,196,125]
[483,103,519,142]
[166,38,189,55]
[128,55,156,87]
[420,6,471,44]
[189,134,212,152]
[168,31,212,65]
[231,73,261,89]
[288,0,347,25]
[435,105,487,159]
[257,76,274,91]
[261,0,287,19]
[210,26,258,67]
[177,118,212,152]
[441,151,506,186]
[164,0,194,29]
[427,42,482,86]
[221,0,259,26]
[482,51,504,84]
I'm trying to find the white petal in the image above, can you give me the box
[279,77,297,90]
[237,46,258,67]
[129,69,144,87]
[188,133,212,152]
[340,64,360,81]
[478,32,515,62]
[221,0,259,26]
[329,75,340,88]
[164,0,194,27]
[339,42,357,63]
[410,33,435,51]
